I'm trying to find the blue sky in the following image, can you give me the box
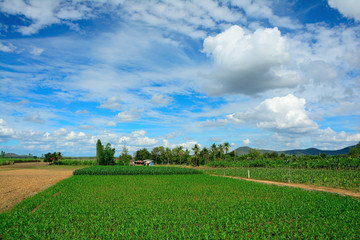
[1,0,360,156]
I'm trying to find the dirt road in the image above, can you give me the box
[0,163,78,213]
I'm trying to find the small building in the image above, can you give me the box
[144,160,153,166]
[130,159,153,166]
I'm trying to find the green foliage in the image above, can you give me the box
[96,139,103,165]
[44,152,63,163]
[0,151,5,158]
[1,175,359,239]
[135,148,151,160]
[349,142,360,158]
[74,166,203,175]
[118,146,131,166]
[52,159,96,166]
[0,158,42,166]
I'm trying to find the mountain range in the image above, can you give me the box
[234,145,354,156]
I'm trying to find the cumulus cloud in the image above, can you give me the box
[99,96,122,110]
[328,0,360,21]
[106,121,116,127]
[203,26,302,95]
[0,119,15,143]
[116,109,142,122]
[227,94,318,134]
[243,138,251,145]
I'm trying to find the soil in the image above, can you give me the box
[212,175,360,200]
[0,162,77,213]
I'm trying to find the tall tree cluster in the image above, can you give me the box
[96,139,115,165]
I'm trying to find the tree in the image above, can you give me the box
[101,143,115,165]
[1,151,5,158]
[349,142,360,158]
[44,152,63,163]
[135,148,151,160]
[211,143,217,161]
[165,147,171,164]
[96,139,104,165]
[223,142,230,162]
[218,144,224,160]
[201,147,209,165]
[192,144,200,166]
[178,146,184,165]
[119,145,131,166]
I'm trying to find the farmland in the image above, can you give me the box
[205,167,360,192]
[1,168,359,239]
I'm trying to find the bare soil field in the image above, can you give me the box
[0,162,81,213]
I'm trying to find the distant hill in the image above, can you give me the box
[234,145,354,156]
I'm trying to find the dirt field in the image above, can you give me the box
[0,162,80,213]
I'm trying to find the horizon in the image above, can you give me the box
[1,0,360,156]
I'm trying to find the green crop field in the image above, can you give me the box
[74,165,203,175]
[205,167,360,191]
[1,169,359,239]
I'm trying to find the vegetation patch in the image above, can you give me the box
[1,175,359,239]
[73,166,203,175]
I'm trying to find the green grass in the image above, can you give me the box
[1,175,359,239]
[0,158,42,166]
[52,158,97,166]
[205,167,360,191]
[74,166,203,175]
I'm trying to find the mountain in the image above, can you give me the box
[234,145,355,156]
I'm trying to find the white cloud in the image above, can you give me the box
[116,109,142,122]
[30,47,44,55]
[75,110,89,114]
[328,0,360,21]
[204,119,228,127]
[203,25,302,95]
[106,121,116,127]
[23,113,46,124]
[0,119,15,142]
[151,93,173,105]
[0,0,93,35]
[99,96,122,110]
[0,41,16,52]
[78,125,94,130]
[227,94,318,134]
[243,138,251,145]
[131,130,147,138]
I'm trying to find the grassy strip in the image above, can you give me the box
[74,166,203,175]
[52,159,97,166]
[205,167,360,191]
[1,175,359,239]
[0,158,42,166]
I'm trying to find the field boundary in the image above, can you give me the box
[210,174,360,200]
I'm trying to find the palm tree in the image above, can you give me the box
[201,147,209,165]
[165,147,171,165]
[211,143,217,161]
[218,144,224,160]
[192,144,200,166]
[223,142,230,162]
[178,146,184,165]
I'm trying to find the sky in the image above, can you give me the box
[1,0,360,157]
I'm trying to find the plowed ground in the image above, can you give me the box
[0,163,81,213]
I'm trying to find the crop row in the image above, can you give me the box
[1,174,359,239]
[73,166,203,175]
[205,167,360,191]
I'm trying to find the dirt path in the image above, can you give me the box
[0,163,77,213]
[211,174,360,200]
